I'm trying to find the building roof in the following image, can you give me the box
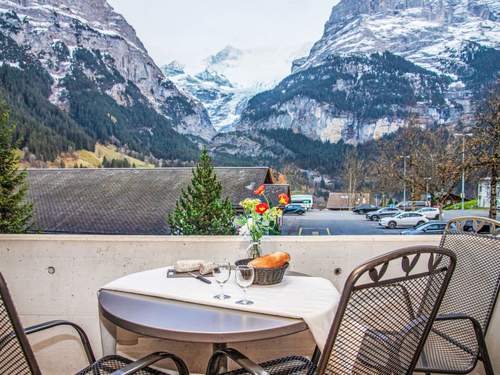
[26,167,287,235]
[326,192,370,209]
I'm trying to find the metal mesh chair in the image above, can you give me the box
[415,217,500,375]
[207,246,456,375]
[0,273,189,375]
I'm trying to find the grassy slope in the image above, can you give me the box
[18,144,154,168]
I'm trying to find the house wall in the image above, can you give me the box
[0,234,498,374]
[478,179,500,208]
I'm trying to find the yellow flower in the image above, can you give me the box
[268,207,283,219]
[240,198,261,212]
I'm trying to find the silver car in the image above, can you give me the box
[380,212,429,229]
[417,207,441,220]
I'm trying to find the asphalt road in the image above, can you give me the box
[281,209,494,236]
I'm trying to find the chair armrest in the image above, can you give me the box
[430,313,485,356]
[207,348,268,375]
[110,352,189,375]
[434,313,482,329]
[24,320,96,365]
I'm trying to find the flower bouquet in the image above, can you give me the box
[236,184,290,258]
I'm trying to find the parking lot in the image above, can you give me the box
[281,209,493,235]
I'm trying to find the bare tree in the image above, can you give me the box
[371,118,464,211]
[469,90,500,219]
[342,147,364,209]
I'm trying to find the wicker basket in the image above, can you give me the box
[235,258,289,285]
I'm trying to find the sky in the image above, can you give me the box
[108,0,336,69]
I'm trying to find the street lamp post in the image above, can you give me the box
[401,155,411,207]
[454,133,473,211]
[424,177,432,206]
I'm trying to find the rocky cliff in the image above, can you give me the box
[236,0,500,144]
[0,0,215,161]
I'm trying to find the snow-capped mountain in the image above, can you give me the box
[234,0,500,144]
[294,0,500,75]
[163,44,312,130]
[0,0,214,162]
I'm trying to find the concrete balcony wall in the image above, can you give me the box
[0,234,498,374]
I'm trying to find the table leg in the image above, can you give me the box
[99,316,117,356]
[213,343,228,373]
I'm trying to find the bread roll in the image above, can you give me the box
[249,252,290,268]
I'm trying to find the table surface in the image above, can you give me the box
[99,272,309,343]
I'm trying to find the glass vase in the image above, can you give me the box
[247,241,262,259]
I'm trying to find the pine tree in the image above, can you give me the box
[0,102,32,233]
[168,150,235,235]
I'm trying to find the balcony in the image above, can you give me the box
[1,234,498,374]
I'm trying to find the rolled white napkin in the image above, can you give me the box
[174,260,216,275]
[199,262,216,275]
[174,260,204,273]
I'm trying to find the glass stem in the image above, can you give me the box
[220,284,224,297]
[243,288,247,303]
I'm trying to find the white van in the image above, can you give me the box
[291,194,314,210]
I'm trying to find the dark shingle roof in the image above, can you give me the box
[27,167,282,235]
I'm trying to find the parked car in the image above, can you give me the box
[379,212,429,229]
[353,204,379,215]
[396,200,428,211]
[366,207,401,221]
[283,203,306,215]
[401,221,447,235]
[417,207,441,220]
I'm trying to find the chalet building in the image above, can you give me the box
[478,178,500,208]
[326,192,371,210]
[26,168,290,235]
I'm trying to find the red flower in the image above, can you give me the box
[278,193,290,205]
[255,202,269,215]
[254,184,266,195]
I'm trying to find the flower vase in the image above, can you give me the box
[247,241,262,259]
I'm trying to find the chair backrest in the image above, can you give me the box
[318,246,456,375]
[0,273,41,375]
[437,217,500,342]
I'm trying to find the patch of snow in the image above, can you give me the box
[0,61,22,69]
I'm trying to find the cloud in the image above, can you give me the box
[108,0,335,67]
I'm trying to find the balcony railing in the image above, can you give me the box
[0,234,498,374]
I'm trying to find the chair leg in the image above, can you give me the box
[473,321,494,375]
[479,340,494,375]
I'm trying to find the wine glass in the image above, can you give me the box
[235,265,255,305]
[213,262,231,300]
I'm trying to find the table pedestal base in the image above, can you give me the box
[213,343,228,372]
[100,315,117,356]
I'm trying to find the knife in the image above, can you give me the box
[189,272,212,284]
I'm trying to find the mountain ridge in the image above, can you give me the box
[163,44,312,131]
[231,0,500,145]
[0,0,215,162]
